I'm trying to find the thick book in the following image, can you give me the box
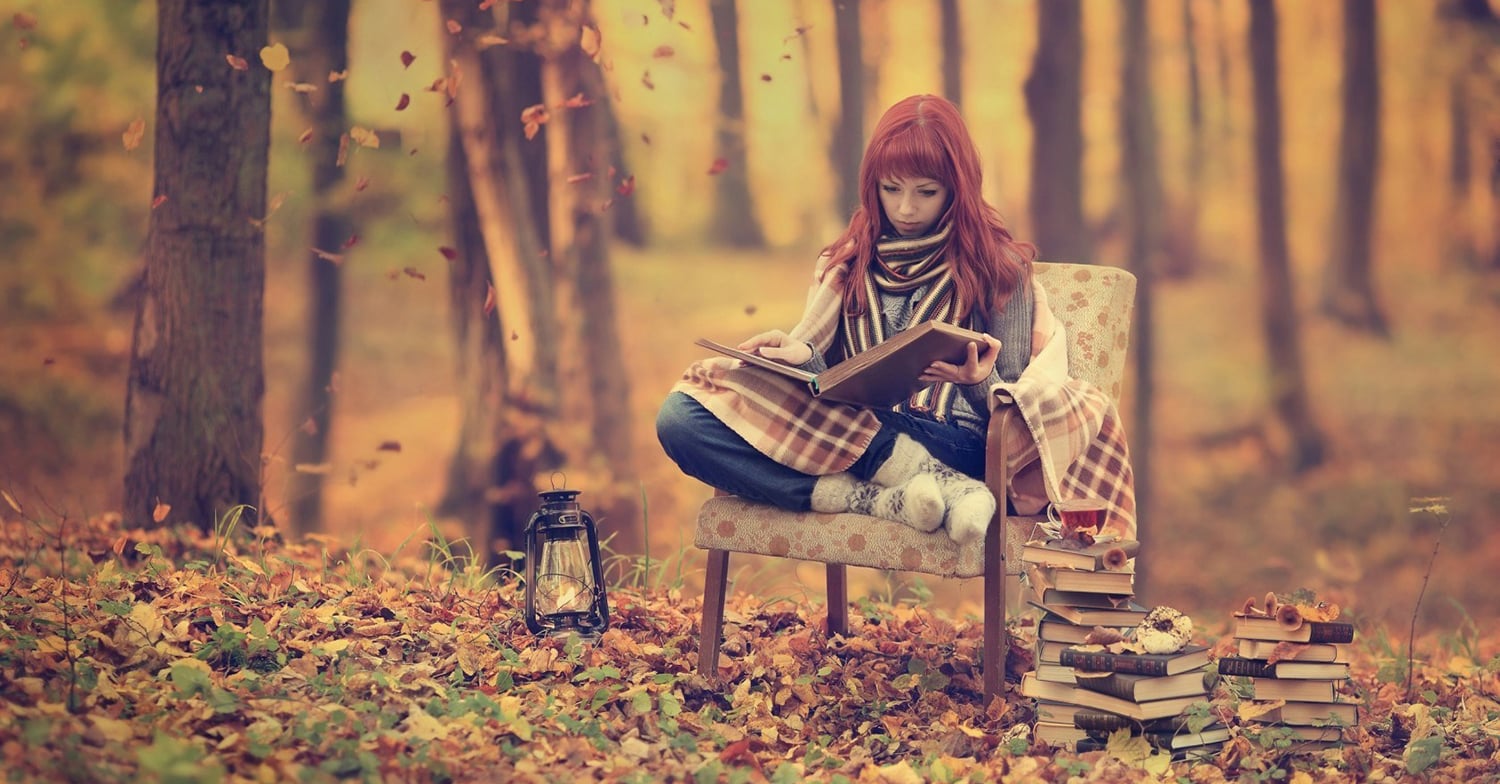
[1037,617,1100,645]
[1025,562,1136,596]
[1035,663,1079,685]
[1033,721,1090,750]
[1233,615,1355,644]
[1248,701,1357,727]
[1243,677,1338,703]
[1035,700,1090,726]
[1086,725,1232,752]
[1021,673,1211,722]
[1020,537,1140,572]
[1072,669,1215,703]
[1023,585,1149,627]
[694,320,989,408]
[1060,644,1212,677]
[1237,639,1352,664]
[1075,735,1227,760]
[1071,708,1207,735]
[1217,656,1351,681]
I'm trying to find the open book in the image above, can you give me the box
[693,319,996,407]
[694,320,989,408]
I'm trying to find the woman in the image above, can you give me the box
[657,94,1134,543]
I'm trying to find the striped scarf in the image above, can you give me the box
[841,220,965,417]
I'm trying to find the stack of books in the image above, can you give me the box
[1222,613,1358,749]
[1020,536,1145,687]
[1023,642,1223,757]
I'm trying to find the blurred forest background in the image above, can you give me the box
[2,0,1499,641]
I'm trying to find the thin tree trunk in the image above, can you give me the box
[278,0,352,534]
[1163,0,1205,279]
[708,0,765,247]
[1320,0,1388,336]
[1248,0,1326,473]
[125,0,269,532]
[831,0,864,221]
[939,0,962,109]
[1024,0,1089,263]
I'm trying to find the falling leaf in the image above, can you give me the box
[652,45,675,59]
[328,69,349,82]
[402,267,426,281]
[336,133,350,166]
[641,133,652,145]
[678,21,692,31]
[760,73,772,82]
[744,304,757,316]
[616,175,635,196]
[349,126,380,148]
[376,441,402,453]
[400,50,416,68]
[298,128,314,144]
[641,70,655,90]
[294,463,333,475]
[1,490,21,514]
[483,283,496,316]
[122,117,146,151]
[476,33,509,49]
[783,25,812,43]
[311,248,344,265]
[706,157,729,175]
[13,12,38,30]
[557,93,592,109]
[438,246,457,260]
[445,19,462,34]
[341,235,359,250]
[479,0,498,8]
[520,104,550,141]
[300,418,319,435]
[657,0,676,20]
[565,172,594,184]
[259,42,290,72]
[425,77,447,93]
[151,194,168,210]
[226,54,249,71]
[446,59,462,98]
[152,500,170,523]
[580,25,602,58]
[286,82,317,94]
[42,357,55,366]
[354,176,369,192]
[394,93,410,111]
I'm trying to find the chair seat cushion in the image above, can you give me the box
[695,497,1017,578]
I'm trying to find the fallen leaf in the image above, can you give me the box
[354,176,369,191]
[311,248,344,265]
[226,54,249,71]
[760,73,772,82]
[377,441,402,453]
[641,70,655,90]
[707,157,729,175]
[300,418,318,435]
[286,82,317,94]
[151,194,168,209]
[13,12,38,30]
[783,25,812,43]
[476,33,509,49]
[122,117,146,151]
[657,0,676,20]
[402,267,426,281]
[293,463,333,475]
[557,92,592,109]
[152,500,170,523]
[521,104,550,140]
[652,45,675,59]
[445,19,462,34]
[400,50,416,68]
[349,126,380,148]
[341,235,359,249]
[565,172,593,184]
[483,283,496,316]
[580,25,602,58]
[328,69,349,82]
[395,93,410,111]
[259,42,290,72]
[616,175,635,196]
[438,246,457,260]
[298,128,314,144]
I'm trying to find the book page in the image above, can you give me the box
[693,338,817,384]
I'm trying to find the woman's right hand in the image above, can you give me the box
[738,330,813,365]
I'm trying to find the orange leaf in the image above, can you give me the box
[122,117,146,151]
[300,418,319,435]
[520,103,550,141]
[640,70,655,90]
[483,283,496,316]
[616,175,636,196]
[311,248,344,265]
[580,25,602,58]
[376,441,402,453]
[445,19,462,34]
[565,172,594,184]
[298,127,314,144]
[652,45,675,59]
[706,157,729,175]
[395,93,410,111]
[336,133,349,166]
[328,69,349,83]
[1,489,21,514]
[760,73,772,82]
[286,82,317,94]
[151,194,168,210]
[557,92,592,109]
[354,176,369,191]
[400,50,415,68]
[438,246,457,260]
[152,500,170,523]
[479,0,498,9]
[13,12,38,30]
[226,54,249,71]
[476,33,509,49]
[402,267,426,281]
[341,235,358,249]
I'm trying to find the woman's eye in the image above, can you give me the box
[919,190,938,197]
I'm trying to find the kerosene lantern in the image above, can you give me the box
[523,485,609,637]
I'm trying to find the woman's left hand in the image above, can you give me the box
[920,334,1001,385]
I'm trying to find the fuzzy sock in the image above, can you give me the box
[811,472,945,532]
[870,434,995,544]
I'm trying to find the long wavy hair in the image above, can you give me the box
[823,94,1035,319]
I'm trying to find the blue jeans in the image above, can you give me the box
[656,391,985,511]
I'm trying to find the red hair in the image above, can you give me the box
[823,94,1035,319]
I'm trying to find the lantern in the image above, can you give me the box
[523,487,609,637]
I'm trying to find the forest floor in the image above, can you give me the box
[0,510,1496,782]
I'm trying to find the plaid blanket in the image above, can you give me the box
[673,255,1136,537]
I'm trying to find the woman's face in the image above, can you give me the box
[878,176,949,238]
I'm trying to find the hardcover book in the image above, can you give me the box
[1232,615,1356,644]
[1037,616,1103,645]
[1059,644,1212,677]
[1033,721,1090,750]
[1072,669,1216,703]
[1023,586,1149,627]
[1217,656,1351,681]
[1236,639,1352,664]
[1025,563,1136,596]
[1021,673,1212,722]
[1035,663,1079,685]
[1020,537,1140,572]
[694,320,989,408]
[1071,708,1209,735]
[1247,701,1357,727]
[1243,677,1338,703]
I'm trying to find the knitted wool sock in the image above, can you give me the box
[869,434,995,544]
[810,472,944,532]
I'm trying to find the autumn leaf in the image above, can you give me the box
[311,248,343,265]
[580,25,602,58]
[286,82,317,94]
[783,25,812,43]
[151,499,170,523]
[557,92,592,110]
[438,246,457,260]
[641,70,655,90]
[483,283,496,316]
[400,50,415,68]
[476,33,509,49]
[652,45,675,59]
[293,463,333,475]
[1,489,20,514]
[122,117,145,151]
[151,194,168,210]
[616,175,636,196]
[445,19,462,34]
[328,69,349,82]
[376,441,402,452]
[520,104,550,141]
[348,126,380,149]
[760,73,772,82]
[402,267,426,281]
[353,176,369,191]
[341,235,359,249]
[300,418,318,435]
[12,12,38,30]
[259,42,290,72]
[395,93,410,111]
[565,172,594,184]
[298,128,314,144]
[706,157,729,175]
[226,53,249,71]
[657,0,676,20]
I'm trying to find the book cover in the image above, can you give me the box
[1035,663,1079,685]
[694,320,988,408]
[1236,639,1352,664]
[1021,673,1212,721]
[1023,586,1149,627]
[1033,721,1090,750]
[1217,656,1351,681]
[1034,700,1089,726]
[1025,562,1136,596]
[1020,537,1140,572]
[1233,615,1355,644]
[1037,617,1101,645]
[1037,640,1072,665]
[1244,677,1337,703]
[1093,725,1232,752]
[1072,669,1216,703]
[1249,701,1358,727]
[1060,644,1212,677]
[1074,736,1227,760]
[1071,708,1206,735]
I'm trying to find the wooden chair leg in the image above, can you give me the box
[983,498,1006,700]
[825,563,848,637]
[698,549,730,680]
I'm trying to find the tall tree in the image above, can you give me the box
[1163,0,1205,279]
[1320,0,1387,336]
[939,0,963,109]
[1248,0,1325,473]
[1023,0,1089,263]
[1438,0,1500,270]
[124,0,270,532]
[1119,0,1161,573]
[538,0,642,554]
[275,0,353,534]
[830,0,864,221]
[707,0,765,247]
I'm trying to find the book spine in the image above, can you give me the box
[1060,650,1168,677]
[1217,657,1276,679]
[1073,711,1138,733]
[1306,622,1356,644]
[1072,674,1139,702]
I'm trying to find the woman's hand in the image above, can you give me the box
[920,334,1001,385]
[738,330,813,365]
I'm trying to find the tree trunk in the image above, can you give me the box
[939,0,962,109]
[1162,0,1205,279]
[1248,0,1326,473]
[538,0,642,555]
[707,0,765,247]
[1320,0,1388,336]
[276,0,352,534]
[124,0,270,532]
[1024,0,1089,263]
[830,0,864,221]
[1119,0,1160,585]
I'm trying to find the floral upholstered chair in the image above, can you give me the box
[693,262,1137,699]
